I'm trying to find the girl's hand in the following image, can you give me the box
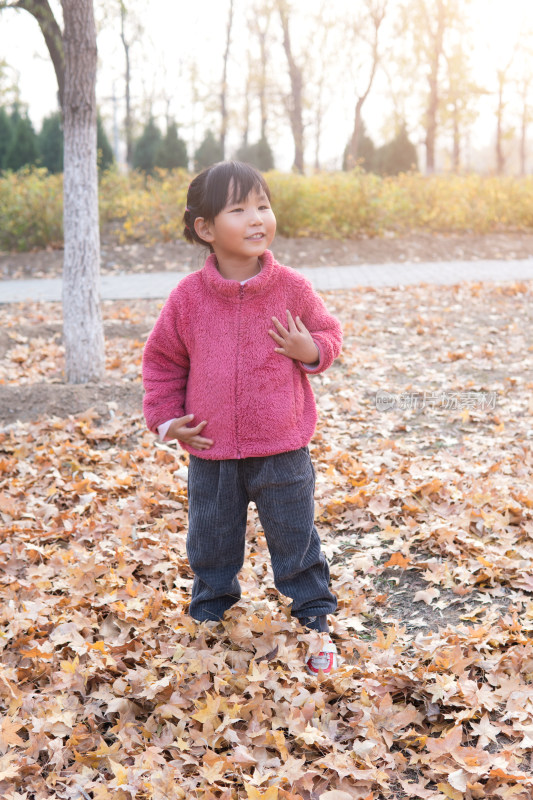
[269,310,320,364]
[167,414,214,450]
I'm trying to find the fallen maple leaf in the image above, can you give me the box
[469,713,501,747]
[384,552,410,568]
[414,587,440,604]
[425,724,463,756]
[244,785,279,800]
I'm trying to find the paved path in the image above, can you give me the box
[2,258,533,303]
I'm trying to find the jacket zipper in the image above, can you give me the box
[235,285,244,458]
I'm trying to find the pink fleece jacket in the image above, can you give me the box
[142,249,343,460]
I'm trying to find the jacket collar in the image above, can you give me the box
[201,249,277,299]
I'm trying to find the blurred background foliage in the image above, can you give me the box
[1,165,532,251]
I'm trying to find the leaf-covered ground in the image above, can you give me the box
[1,279,533,800]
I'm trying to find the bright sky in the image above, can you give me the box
[0,0,532,172]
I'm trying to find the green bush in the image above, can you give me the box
[0,165,63,251]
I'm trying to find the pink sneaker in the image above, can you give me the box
[305,637,338,675]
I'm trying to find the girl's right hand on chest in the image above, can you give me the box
[168,414,214,450]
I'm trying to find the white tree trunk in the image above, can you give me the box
[61,0,105,383]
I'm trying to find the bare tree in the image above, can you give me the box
[220,0,234,159]
[277,0,304,172]
[2,0,105,383]
[2,0,65,107]
[396,0,470,174]
[511,32,533,176]
[61,0,104,382]
[302,1,336,171]
[518,71,532,176]
[424,0,446,173]
[345,0,387,169]
[398,0,468,174]
[312,45,327,171]
[241,50,253,148]
[441,42,485,172]
[94,0,143,168]
[257,8,270,142]
[495,56,514,175]
[0,58,20,105]
[119,0,133,166]
[444,47,464,171]
[380,34,419,144]
[247,0,273,143]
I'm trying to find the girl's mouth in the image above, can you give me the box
[246,233,264,240]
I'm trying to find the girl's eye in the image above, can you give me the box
[230,207,243,213]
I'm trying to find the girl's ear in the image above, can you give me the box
[194,217,215,244]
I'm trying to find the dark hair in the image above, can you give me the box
[183,160,271,251]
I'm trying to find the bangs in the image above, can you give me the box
[202,161,271,220]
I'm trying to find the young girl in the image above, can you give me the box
[142,161,343,675]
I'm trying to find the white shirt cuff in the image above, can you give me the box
[157,418,177,441]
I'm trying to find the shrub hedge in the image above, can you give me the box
[1,165,533,251]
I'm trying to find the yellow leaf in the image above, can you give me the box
[244,786,279,800]
[88,640,107,653]
[175,737,189,751]
[437,782,463,800]
[375,627,398,649]
[91,787,114,800]
[61,655,80,673]
[108,758,128,786]
[191,693,222,724]
[266,729,289,762]
[199,759,225,784]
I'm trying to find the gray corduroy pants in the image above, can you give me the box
[186,445,337,626]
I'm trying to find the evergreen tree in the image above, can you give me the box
[132,116,162,174]
[36,111,113,174]
[155,120,188,169]
[3,106,39,171]
[236,135,274,171]
[0,107,12,171]
[255,136,274,171]
[342,120,375,171]
[194,130,223,171]
[373,125,418,175]
[38,111,63,173]
[96,114,114,171]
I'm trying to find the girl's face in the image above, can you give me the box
[196,184,276,267]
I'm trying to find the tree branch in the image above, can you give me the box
[11,0,65,110]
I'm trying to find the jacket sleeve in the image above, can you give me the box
[142,292,190,434]
[296,280,343,375]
